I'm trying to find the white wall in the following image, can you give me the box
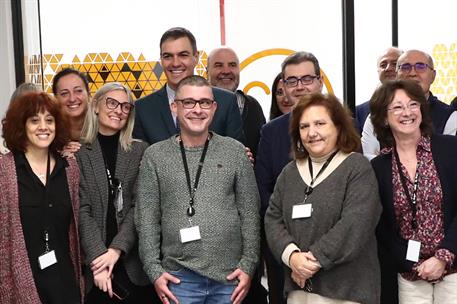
[398,0,457,103]
[0,0,16,118]
[354,0,392,104]
[38,0,343,118]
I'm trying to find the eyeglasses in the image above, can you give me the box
[398,62,433,73]
[175,98,214,109]
[105,97,134,114]
[387,101,421,115]
[283,75,320,87]
[275,89,284,97]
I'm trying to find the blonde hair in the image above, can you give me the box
[80,82,136,151]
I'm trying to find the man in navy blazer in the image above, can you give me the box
[255,51,323,304]
[133,27,243,145]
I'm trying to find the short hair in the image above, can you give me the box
[290,93,360,160]
[269,72,284,120]
[281,51,321,78]
[370,79,433,148]
[175,75,212,96]
[2,92,70,154]
[397,49,435,70]
[160,27,197,54]
[81,82,136,152]
[52,67,90,95]
[10,82,41,103]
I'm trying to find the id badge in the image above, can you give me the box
[38,250,57,269]
[180,226,201,243]
[406,240,421,262]
[292,204,312,219]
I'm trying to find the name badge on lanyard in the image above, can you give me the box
[292,204,313,219]
[38,230,57,269]
[406,239,421,262]
[293,151,338,220]
[178,136,209,244]
[180,226,201,243]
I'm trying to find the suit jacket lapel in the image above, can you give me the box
[86,140,109,207]
[157,86,177,136]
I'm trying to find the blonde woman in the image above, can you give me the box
[77,83,153,303]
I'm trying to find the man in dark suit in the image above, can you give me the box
[133,27,244,145]
[255,51,323,304]
[207,47,266,159]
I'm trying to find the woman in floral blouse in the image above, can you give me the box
[370,79,457,304]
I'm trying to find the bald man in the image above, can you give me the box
[362,49,457,159]
[207,47,266,159]
[355,47,403,134]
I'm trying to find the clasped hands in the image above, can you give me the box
[91,248,122,298]
[415,256,447,282]
[289,251,321,288]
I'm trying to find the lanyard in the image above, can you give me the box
[304,150,338,200]
[179,136,210,218]
[41,152,51,252]
[394,150,420,229]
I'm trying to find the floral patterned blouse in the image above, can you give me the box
[381,136,455,281]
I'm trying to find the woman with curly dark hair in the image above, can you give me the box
[0,92,83,303]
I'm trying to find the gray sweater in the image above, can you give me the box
[135,133,260,284]
[265,153,381,304]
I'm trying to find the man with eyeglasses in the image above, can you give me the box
[136,75,260,304]
[255,51,323,304]
[355,47,403,134]
[133,27,244,145]
[362,49,457,159]
[207,47,266,160]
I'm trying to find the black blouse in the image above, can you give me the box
[15,152,80,304]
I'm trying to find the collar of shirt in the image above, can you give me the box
[235,90,245,115]
[14,151,68,177]
[166,84,177,124]
[380,135,431,155]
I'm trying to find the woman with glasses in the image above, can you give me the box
[370,80,457,304]
[1,92,83,303]
[77,83,153,303]
[269,72,293,120]
[265,92,381,304]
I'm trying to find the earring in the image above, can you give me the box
[297,140,305,152]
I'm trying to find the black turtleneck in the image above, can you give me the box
[97,132,120,246]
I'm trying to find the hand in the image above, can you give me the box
[416,257,447,281]
[61,141,81,159]
[91,248,121,277]
[244,147,254,165]
[291,271,306,288]
[289,251,321,279]
[93,267,114,298]
[154,272,180,304]
[227,268,251,304]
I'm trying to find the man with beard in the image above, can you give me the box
[207,47,265,159]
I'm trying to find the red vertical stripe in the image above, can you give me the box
[219,0,226,45]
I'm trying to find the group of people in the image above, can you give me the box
[1,26,457,304]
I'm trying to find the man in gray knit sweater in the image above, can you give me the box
[136,75,260,304]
